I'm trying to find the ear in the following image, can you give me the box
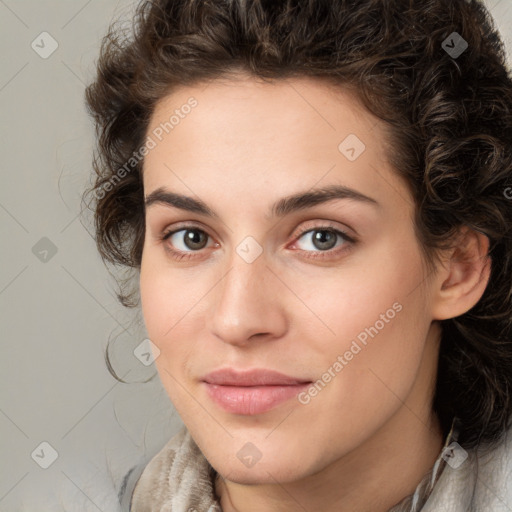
[431,227,492,321]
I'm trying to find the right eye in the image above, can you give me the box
[164,227,209,250]
[161,226,218,260]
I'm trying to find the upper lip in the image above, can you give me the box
[201,368,311,386]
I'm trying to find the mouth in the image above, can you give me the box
[201,368,312,415]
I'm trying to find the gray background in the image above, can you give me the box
[1,0,511,510]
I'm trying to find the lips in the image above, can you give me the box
[201,368,312,415]
[202,368,311,386]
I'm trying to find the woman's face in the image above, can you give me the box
[140,75,442,483]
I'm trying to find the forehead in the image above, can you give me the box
[146,75,377,151]
[142,75,409,217]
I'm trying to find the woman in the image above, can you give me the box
[83,0,512,510]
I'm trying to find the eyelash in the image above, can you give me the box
[159,222,356,262]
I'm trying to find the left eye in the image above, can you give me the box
[294,228,349,252]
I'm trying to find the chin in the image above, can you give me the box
[213,459,308,485]
[202,439,316,485]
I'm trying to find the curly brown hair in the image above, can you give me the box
[82,0,512,450]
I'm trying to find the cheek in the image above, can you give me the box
[297,236,426,328]
[140,244,201,336]
[294,238,431,388]
[139,254,211,379]
[139,263,198,406]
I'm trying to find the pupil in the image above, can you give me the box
[313,230,336,250]
[185,230,207,249]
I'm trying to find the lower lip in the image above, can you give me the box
[203,382,311,415]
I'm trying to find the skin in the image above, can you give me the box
[139,73,491,512]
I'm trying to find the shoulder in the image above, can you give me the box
[423,423,512,511]
[128,426,221,512]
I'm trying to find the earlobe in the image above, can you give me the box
[431,228,492,321]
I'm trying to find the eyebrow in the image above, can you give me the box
[144,184,379,219]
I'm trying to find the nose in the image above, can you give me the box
[208,250,288,347]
